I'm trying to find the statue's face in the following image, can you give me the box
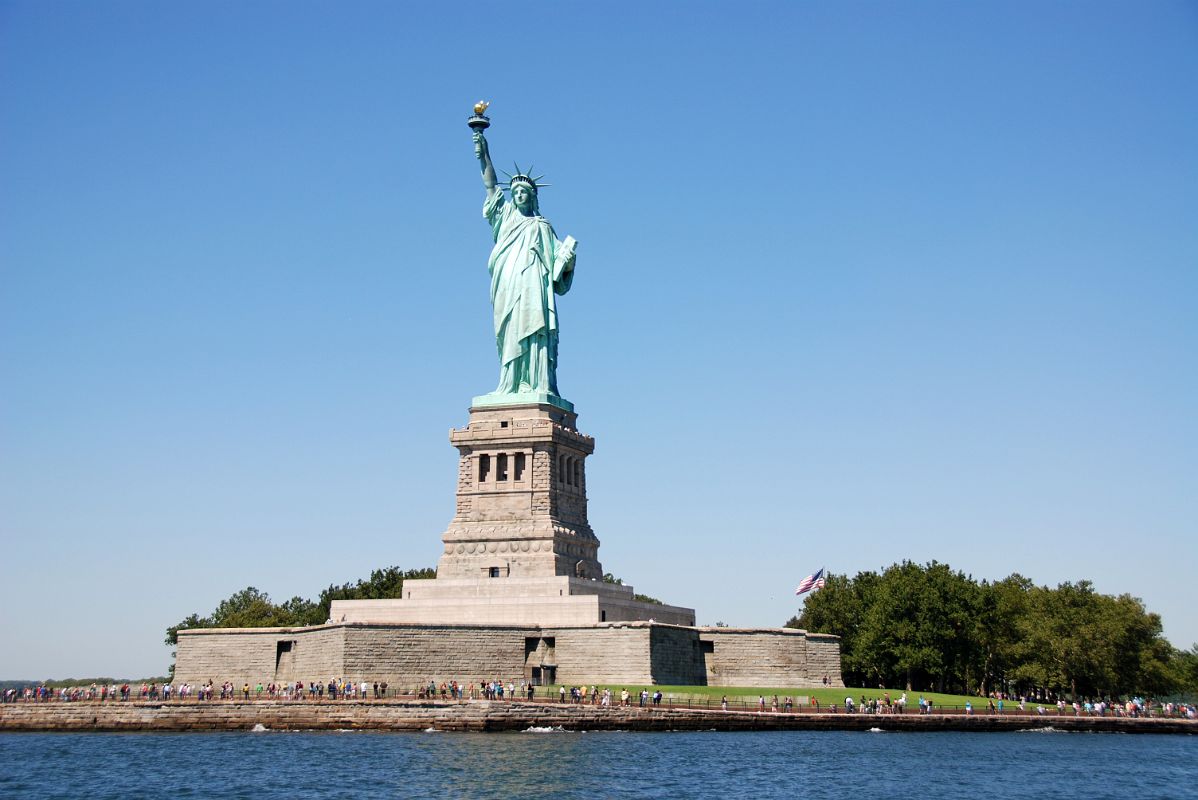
[512,184,535,211]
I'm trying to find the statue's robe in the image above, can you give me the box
[483,187,574,395]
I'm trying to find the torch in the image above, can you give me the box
[468,101,490,158]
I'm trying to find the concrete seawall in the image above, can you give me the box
[1,701,1193,734]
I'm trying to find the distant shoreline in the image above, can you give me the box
[1,700,1194,734]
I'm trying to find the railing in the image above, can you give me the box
[1,690,1186,718]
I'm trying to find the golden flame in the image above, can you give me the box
[473,100,490,115]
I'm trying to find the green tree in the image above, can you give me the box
[277,595,325,627]
[972,574,1033,698]
[1030,581,1113,699]
[854,562,979,692]
[210,587,282,628]
[317,566,436,620]
[1099,592,1173,697]
[165,567,436,648]
[783,562,1187,699]
[166,587,307,646]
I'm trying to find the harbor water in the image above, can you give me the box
[1,729,1194,799]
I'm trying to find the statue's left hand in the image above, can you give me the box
[473,131,488,160]
[554,237,577,279]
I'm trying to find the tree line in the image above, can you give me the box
[787,560,1198,700]
[165,566,662,650]
[164,566,436,647]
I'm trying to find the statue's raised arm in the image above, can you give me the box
[474,131,497,193]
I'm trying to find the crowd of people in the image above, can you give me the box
[3,681,1194,718]
[2,678,538,704]
[2,680,397,703]
[0,679,696,711]
[831,691,1197,719]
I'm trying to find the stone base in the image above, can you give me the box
[471,391,574,412]
[174,621,844,689]
[438,402,601,580]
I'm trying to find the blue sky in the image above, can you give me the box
[2,0,1195,678]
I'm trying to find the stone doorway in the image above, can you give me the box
[275,640,296,678]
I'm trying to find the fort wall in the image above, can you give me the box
[175,622,842,689]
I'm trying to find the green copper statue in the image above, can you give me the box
[469,103,577,411]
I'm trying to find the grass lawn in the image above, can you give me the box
[542,684,990,710]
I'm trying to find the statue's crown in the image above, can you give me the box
[501,163,550,193]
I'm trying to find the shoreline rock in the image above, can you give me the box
[1,700,1194,734]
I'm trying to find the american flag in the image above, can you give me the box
[795,568,826,595]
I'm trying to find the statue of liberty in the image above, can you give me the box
[469,104,577,410]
